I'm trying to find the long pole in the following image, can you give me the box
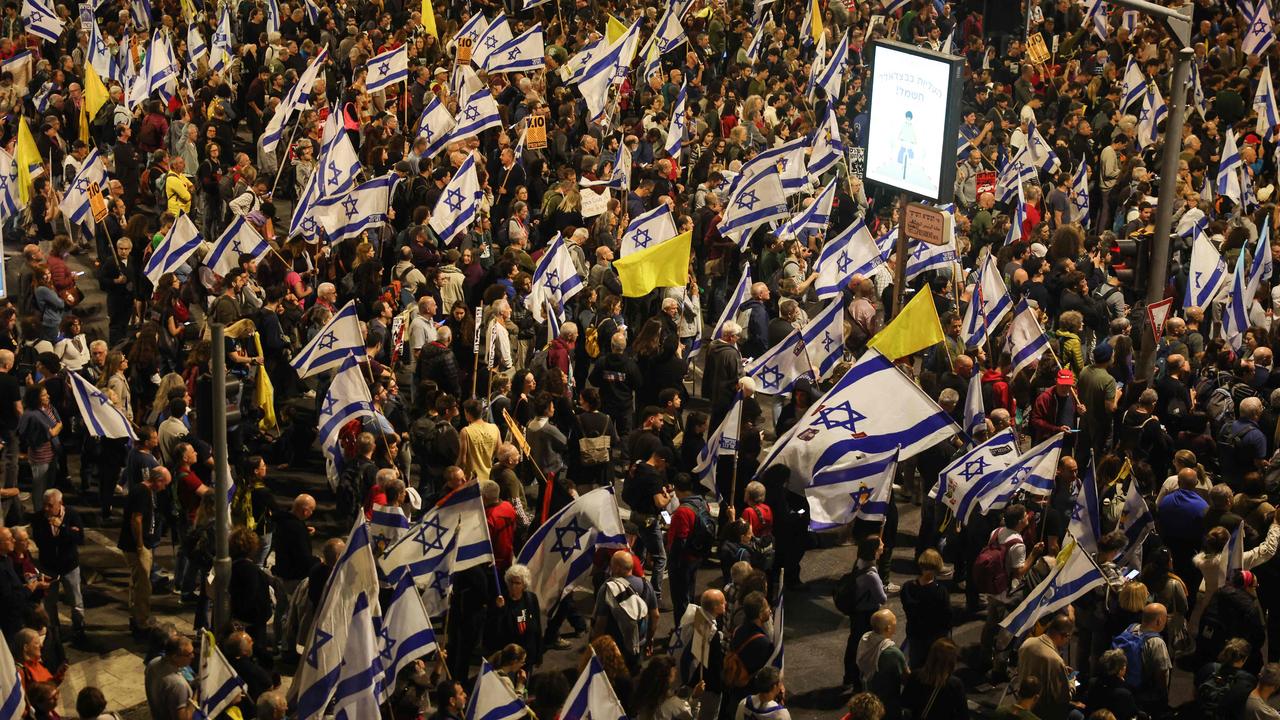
[211,322,232,637]
[1135,47,1192,383]
[891,192,910,318]
[269,115,304,197]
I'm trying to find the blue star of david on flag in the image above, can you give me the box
[633,229,653,248]
[736,189,759,210]
[444,188,464,212]
[413,516,448,553]
[307,627,333,668]
[959,456,988,482]
[318,332,339,350]
[811,400,866,432]
[759,364,784,390]
[551,518,587,561]
[342,196,360,218]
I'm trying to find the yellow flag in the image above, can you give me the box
[253,334,279,435]
[78,104,89,144]
[607,14,629,43]
[421,0,437,37]
[614,232,691,298]
[84,62,109,119]
[179,0,195,23]
[15,116,41,206]
[811,0,824,41]
[866,289,945,361]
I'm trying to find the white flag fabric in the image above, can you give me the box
[995,147,1036,206]
[465,660,529,720]
[964,372,985,439]
[1245,0,1276,56]
[807,447,898,528]
[21,0,62,43]
[693,391,742,496]
[1004,298,1051,377]
[1116,478,1154,568]
[415,95,457,161]
[315,175,394,245]
[814,217,885,299]
[1025,121,1060,173]
[514,487,628,622]
[1122,58,1147,110]
[974,433,1066,513]
[146,30,178,99]
[379,574,439,701]
[1001,542,1105,637]
[1217,129,1243,205]
[290,300,369,379]
[369,503,410,555]
[1257,65,1280,138]
[379,481,494,584]
[471,13,514,70]
[197,629,247,720]
[745,299,844,395]
[263,49,328,154]
[812,31,848,101]
[430,155,482,246]
[526,233,584,322]
[692,266,751,355]
[1185,228,1228,309]
[719,166,789,247]
[67,371,136,440]
[143,214,203,285]
[317,355,374,449]
[1136,84,1167,149]
[777,178,837,239]
[1069,462,1102,555]
[808,103,845,178]
[960,253,1012,347]
[560,653,629,720]
[1223,245,1250,352]
[211,2,233,71]
[0,621,22,720]
[204,215,268,277]
[58,148,107,228]
[331,592,383,720]
[932,428,1019,525]
[447,89,503,145]
[1069,160,1090,225]
[292,521,381,720]
[576,22,640,119]
[365,44,408,93]
[903,235,959,282]
[0,150,23,220]
[484,23,545,74]
[665,83,687,163]
[759,350,959,492]
[620,203,677,256]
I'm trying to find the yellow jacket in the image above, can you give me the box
[165,171,193,215]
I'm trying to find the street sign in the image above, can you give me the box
[903,203,951,246]
[1146,297,1174,345]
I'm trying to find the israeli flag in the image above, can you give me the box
[759,349,960,492]
[144,215,203,285]
[1122,58,1147,111]
[995,147,1036,206]
[620,203,677,255]
[447,89,503,145]
[932,428,1018,525]
[263,49,328,154]
[1227,522,1245,578]
[883,0,912,13]
[975,433,1066,513]
[777,178,837,239]
[693,392,742,495]
[514,487,627,622]
[130,0,150,27]
[564,37,602,84]
[205,216,268,277]
[560,653,629,720]
[1083,0,1108,40]
[526,233,584,322]
[415,96,457,161]
[1070,161,1090,226]
[315,174,395,245]
[58,149,107,229]
[332,592,383,720]
[466,660,529,720]
[472,12,514,70]
[1217,129,1244,206]
[1004,298,1051,377]
[293,520,381,720]
[211,3,233,72]
[90,21,120,80]
[378,574,438,701]
[961,253,1012,348]
[1117,478,1154,568]
[905,236,959,281]
[0,150,22,220]
[576,22,640,118]
[1000,542,1105,637]
[1177,209,1208,239]
[291,301,369,379]
[1190,62,1208,118]
[814,217,885,299]
[809,103,845,178]
[610,134,632,190]
[733,137,808,190]
[665,83,687,163]
[1223,245,1250,352]
[450,11,486,51]
[314,114,362,199]
[369,503,410,555]
[187,23,208,64]
[1136,84,1167,149]
[379,481,494,585]
[148,32,179,103]
[1247,218,1274,296]
[745,298,845,396]
[0,623,22,720]
[647,2,688,57]
[1068,461,1103,555]
[812,31,848,101]
[365,45,408,94]
[196,629,247,720]
[429,154,482,247]
[317,355,374,448]
[1025,121,1060,173]
[692,266,751,355]
[807,447,898,528]
[964,372,985,439]
[669,605,715,671]
[719,165,789,248]
[1183,230,1226,310]
[1256,66,1280,139]
[767,592,785,670]
[264,0,280,34]
[22,0,62,43]
[1245,0,1276,56]
[484,23,546,74]
[1005,185,1026,246]
[745,17,768,65]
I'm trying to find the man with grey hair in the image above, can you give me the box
[588,331,642,434]
[315,281,338,313]
[704,321,743,427]
[1246,663,1280,719]
[119,466,172,635]
[31,487,86,638]
[256,690,287,720]
[1225,396,1270,482]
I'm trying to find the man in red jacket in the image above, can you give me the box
[482,479,518,573]
[546,323,578,377]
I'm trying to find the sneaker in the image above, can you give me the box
[549,638,571,650]
[885,582,901,595]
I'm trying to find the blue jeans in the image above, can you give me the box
[634,517,667,601]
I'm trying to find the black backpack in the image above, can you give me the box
[1197,668,1236,718]
[833,565,870,616]
[680,495,716,556]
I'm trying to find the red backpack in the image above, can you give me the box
[972,529,1024,595]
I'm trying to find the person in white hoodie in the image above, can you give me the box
[855,609,907,716]
[735,666,789,720]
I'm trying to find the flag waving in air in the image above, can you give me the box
[814,218,884,299]
[807,447,899,528]
[143,215,203,285]
[365,44,408,93]
[290,301,369,378]
[692,267,751,356]
[430,155,483,246]
[1001,542,1105,637]
[196,629,247,720]
[961,253,1013,347]
[1185,228,1228,309]
[560,651,629,720]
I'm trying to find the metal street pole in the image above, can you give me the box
[210,322,231,637]
[892,192,910,318]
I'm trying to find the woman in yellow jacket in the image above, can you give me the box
[164,156,195,215]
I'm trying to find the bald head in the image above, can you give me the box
[1177,467,1199,490]
[700,588,726,617]
[292,494,316,519]
[871,608,897,636]
[610,551,634,577]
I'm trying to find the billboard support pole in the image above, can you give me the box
[892,191,910,319]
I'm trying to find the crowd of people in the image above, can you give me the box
[2,0,1280,717]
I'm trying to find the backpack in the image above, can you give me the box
[1205,385,1236,431]
[578,416,612,466]
[746,536,776,571]
[734,306,754,341]
[528,346,550,384]
[1117,411,1156,459]
[1217,420,1258,481]
[584,321,602,358]
[972,530,1024,595]
[1197,668,1236,718]
[722,632,766,690]
[602,577,648,659]
[680,495,717,556]
[1110,623,1162,689]
[833,565,872,615]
